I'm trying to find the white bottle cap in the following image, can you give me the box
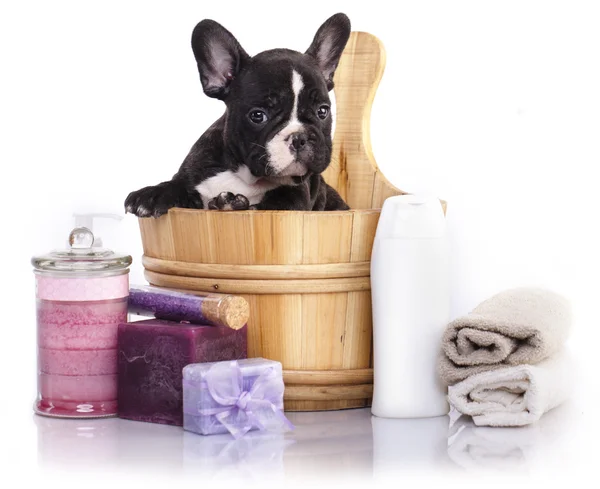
[375,195,446,239]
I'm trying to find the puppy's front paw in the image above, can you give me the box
[125,187,158,217]
[207,192,250,211]
[125,182,202,218]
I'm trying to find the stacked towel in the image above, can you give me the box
[448,352,573,427]
[439,287,572,427]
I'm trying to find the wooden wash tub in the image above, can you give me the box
[138,32,406,411]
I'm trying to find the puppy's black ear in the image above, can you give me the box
[305,13,351,91]
[191,20,250,100]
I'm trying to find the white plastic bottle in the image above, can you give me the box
[371,195,450,418]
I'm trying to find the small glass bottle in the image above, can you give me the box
[32,224,132,418]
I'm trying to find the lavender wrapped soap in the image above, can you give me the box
[118,319,247,426]
[128,285,249,330]
[183,358,294,439]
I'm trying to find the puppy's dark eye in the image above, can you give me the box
[317,105,330,120]
[248,109,268,124]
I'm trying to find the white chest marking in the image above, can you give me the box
[195,166,281,207]
[266,69,305,174]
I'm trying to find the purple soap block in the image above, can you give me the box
[117,319,247,426]
[183,358,289,438]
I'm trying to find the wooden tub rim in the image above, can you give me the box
[137,203,444,220]
[151,208,384,217]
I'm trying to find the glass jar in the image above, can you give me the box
[32,226,132,418]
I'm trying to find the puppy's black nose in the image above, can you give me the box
[290,132,307,151]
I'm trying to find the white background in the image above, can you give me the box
[1,0,599,487]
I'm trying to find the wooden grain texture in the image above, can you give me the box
[283,369,373,386]
[301,292,349,369]
[144,270,371,295]
[139,215,176,260]
[285,400,369,411]
[253,294,302,365]
[170,209,215,263]
[302,212,353,264]
[342,291,373,369]
[284,384,374,401]
[323,31,404,209]
[142,255,371,280]
[252,211,305,265]
[241,293,262,358]
[349,210,380,262]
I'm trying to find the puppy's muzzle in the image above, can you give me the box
[289,132,308,152]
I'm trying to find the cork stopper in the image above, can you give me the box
[201,294,249,330]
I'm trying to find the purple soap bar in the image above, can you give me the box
[183,358,290,438]
[117,319,247,426]
[128,285,249,330]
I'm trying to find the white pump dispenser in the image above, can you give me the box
[71,213,123,248]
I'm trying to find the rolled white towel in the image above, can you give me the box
[448,351,573,427]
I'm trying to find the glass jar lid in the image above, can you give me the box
[32,227,132,275]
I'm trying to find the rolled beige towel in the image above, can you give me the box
[438,287,571,385]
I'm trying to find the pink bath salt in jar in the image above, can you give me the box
[32,226,132,418]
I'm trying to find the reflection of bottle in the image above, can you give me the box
[371,195,450,418]
[35,415,120,468]
[371,416,451,474]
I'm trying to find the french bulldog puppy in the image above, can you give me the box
[125,13,351,217]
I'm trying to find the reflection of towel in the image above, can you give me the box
[447,406,569,473]
[447,415,533,472]
[439,288,571,385]
[447,352,572,427]
[448,405,573,473]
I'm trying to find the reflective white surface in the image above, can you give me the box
[31,402,583,483]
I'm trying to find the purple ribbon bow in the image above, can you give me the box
[195,360,294,439]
